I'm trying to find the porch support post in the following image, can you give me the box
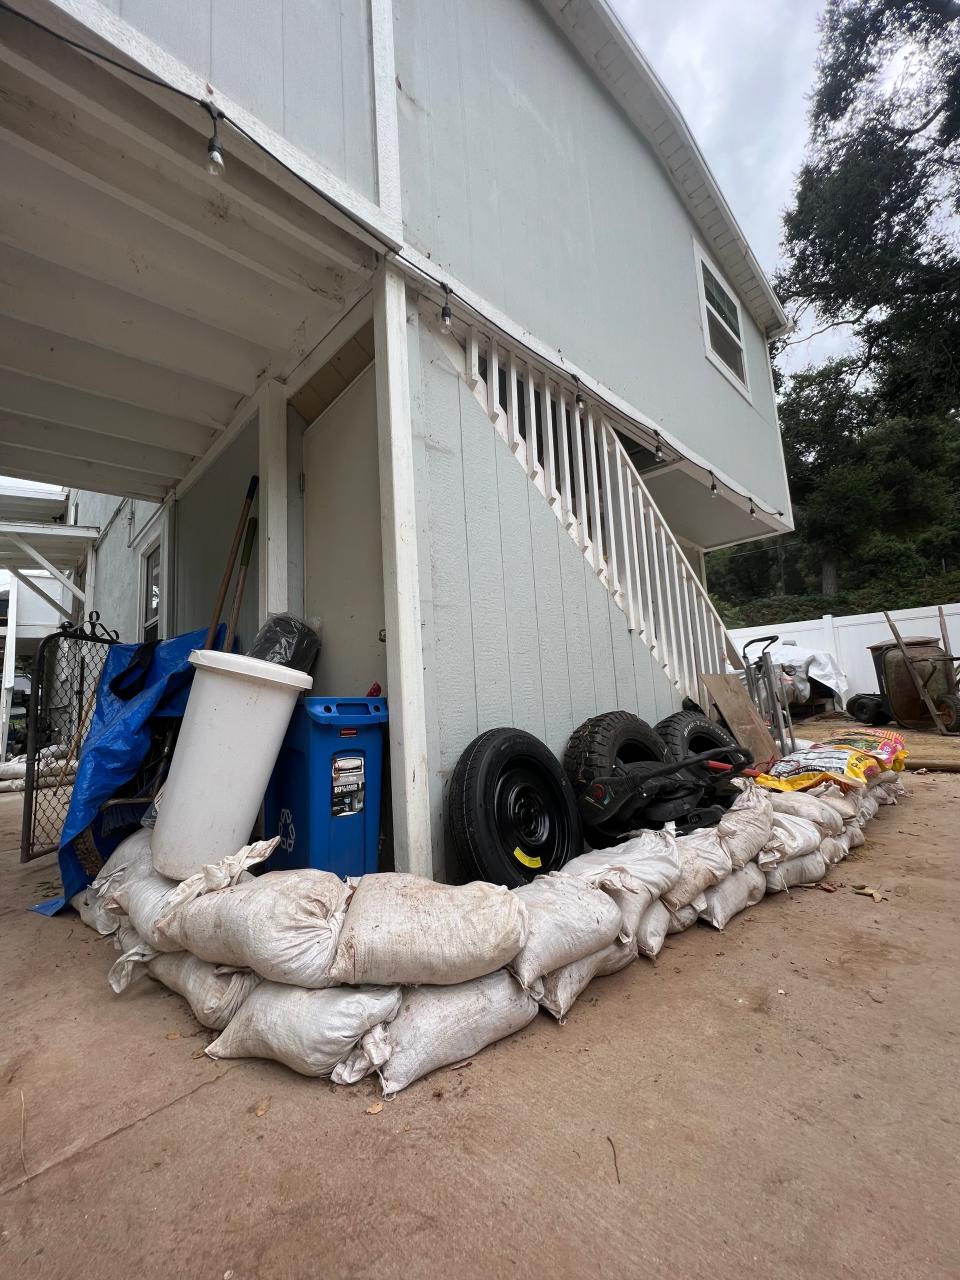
[0,575,17,760]
[258,380,288,622]
[374,263,432,877]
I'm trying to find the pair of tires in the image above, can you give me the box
[448,709,739,887]
[846,691,960,734]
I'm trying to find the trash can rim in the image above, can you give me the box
[188,648,314,690]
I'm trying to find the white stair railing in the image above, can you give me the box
[459,324,738,705]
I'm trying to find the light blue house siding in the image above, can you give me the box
[393,0,788,516]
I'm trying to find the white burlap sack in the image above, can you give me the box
[757,814,822,869]
[718,782,774,868]
[72,829,155,935]
[538,940,637,1021]
[819,836,847,866]
[367,970,538,1097]
[661,828,732,912]
[509,873,622,995]
[767,789,844,837]
[874,783,898,805]
[157,867,350,987]
[858,792,880,825]
[328,873,526,987]
[845,820,865,849]
[206,982,401,1077]
[764,850,826,893]
[698,863,766,930]
[635,895,705,958]
[146,952,261,1030]
[331,1023,392,1085]
[559,830,680,943]
[809,782,861,821]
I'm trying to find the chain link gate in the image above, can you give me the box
[20,616,118,863]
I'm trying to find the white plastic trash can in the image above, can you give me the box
[151,650,313,880]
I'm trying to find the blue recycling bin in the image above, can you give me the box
[264,696,388,878]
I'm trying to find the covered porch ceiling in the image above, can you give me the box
[0,6,379,501]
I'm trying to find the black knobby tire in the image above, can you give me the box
[449,728,582,887]
[845,694,891,727]
[654,709,741,781]
[563,711,670,845]
[936,693,960,734]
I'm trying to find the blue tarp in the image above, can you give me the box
[56,626,219,904]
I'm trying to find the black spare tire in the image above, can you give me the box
[449,728,582,887]
[563,711,671,845]
[845,693,891,727]
[654,709,742,781]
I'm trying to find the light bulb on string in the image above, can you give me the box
[440,284,453,333]
[654,431,663,462]
[749,498,757,519]
[203,102,225,177]
[710,473,718,497]
[574,378,586,412]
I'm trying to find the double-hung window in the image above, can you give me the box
[141,540,161,642]
[695,248,750,398]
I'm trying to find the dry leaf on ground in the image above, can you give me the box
[365,1101,384,1116]
[254,1098,271,1117]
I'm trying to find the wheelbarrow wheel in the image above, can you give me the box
[936,694,960,734]
[449,727,581,887]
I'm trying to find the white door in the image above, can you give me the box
[302,365,387,695]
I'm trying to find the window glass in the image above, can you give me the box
[142,544,160,642]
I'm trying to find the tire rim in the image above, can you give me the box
[493,757,569,872]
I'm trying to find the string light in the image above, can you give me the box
[440,284,453,333]
[749,499,757,519]
[204,103,225,177]
[654,431,664,462]
[710,473,718,497]
[574,378,586,412]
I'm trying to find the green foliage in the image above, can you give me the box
[713,2,960,628]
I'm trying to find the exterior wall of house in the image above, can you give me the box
[393,0,789,516]
[409,315,681,876]
[175,418,260,648]
[71,490,160,641]
[97,0,378,203]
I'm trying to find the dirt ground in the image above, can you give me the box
[1,779,959,1280]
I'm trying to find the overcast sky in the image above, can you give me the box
[615,0,846,368]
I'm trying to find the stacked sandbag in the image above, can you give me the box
[508,873,622,998]
[661,828,732,912]
[328,874,527,986]
[331,971,538,1095]
[206,983,402,1076]
[758,812,826,893]
[636,895,706,958]
[539,940,637,1022]
[147,952,261,1031]
[155,867,350,987]
[107,838,276,991]
[698,862,766,930]
[70,828,154,936]
[559,829,681,943]
[717,781,773,868]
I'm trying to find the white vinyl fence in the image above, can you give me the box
[730,603,960,699]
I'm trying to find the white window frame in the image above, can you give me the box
[137,535,162,643]
[693,243,752,402]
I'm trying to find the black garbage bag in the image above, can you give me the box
[245,613,320,674]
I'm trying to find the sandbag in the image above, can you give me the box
[757,813,822,869]
[845,820,865,849]
[364,971,538,1097]
[661,828,732,912]
[110,838,273,951]
[206,982,401,1077]
[509,873,622,995]
[857,792,880,825]
[157,868,350,987]
[635,895,704,958]
[718,782,774,868]
[819,836,847,866]
[559,830,680,943]
[764,850,826,893]
[73,829,155,935]
[538,940,637,1022]
[328,873,526,987]
[809,782,862,821]
[146,952,262,1030]
[766,789,844,837]
[698,863,766,930]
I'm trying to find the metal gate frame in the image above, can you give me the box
[20,615,118,863]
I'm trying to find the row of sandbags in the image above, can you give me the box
[72,772,904,1095]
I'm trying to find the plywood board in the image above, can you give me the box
[700,673,779,766]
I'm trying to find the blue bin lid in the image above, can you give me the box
[303,696,388,727]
